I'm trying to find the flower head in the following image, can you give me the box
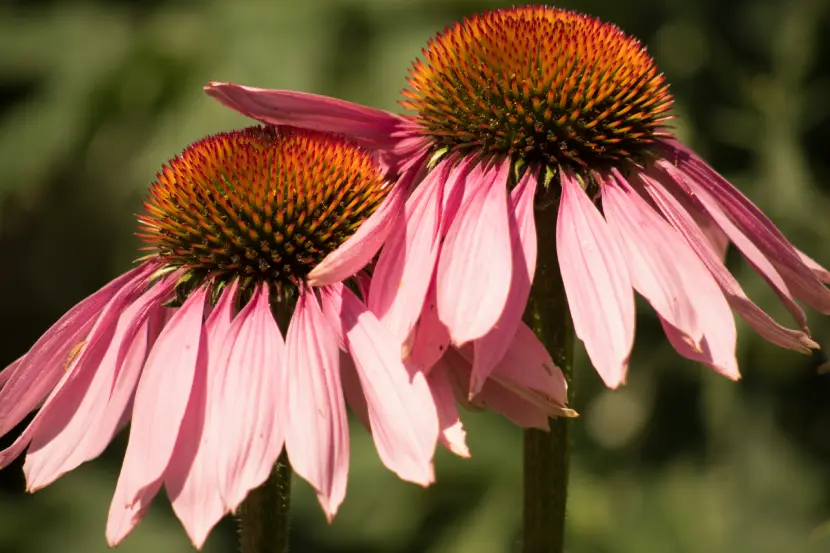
[205,6,830,390]
[0,126,456,548]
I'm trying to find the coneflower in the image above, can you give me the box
[206,6,829,391]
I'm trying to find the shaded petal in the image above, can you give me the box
[603,171,739,378]
[107,286,208,546]
[285,288,349,520]
[426,367,469,458]
[469,168,539,395]
[639,172,817,353]
[666,144,830,313]
[166,282,239,549]
[405,281,451,373]
[436,159,513,344]
[308,154,428,286]
[557,171,634,388]
[459,324,571,415]
[0,263,154,440]
[441,349,550,430]
[369,160,451,342]
[214,285,286,512]
[321,283,438,485]
[205,83,407,150]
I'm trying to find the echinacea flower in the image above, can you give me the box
[206,6,830,390]
[0,126,461,548]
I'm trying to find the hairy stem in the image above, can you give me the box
[522,204,575,553]
[237,452,293,553]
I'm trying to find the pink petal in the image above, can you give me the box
[0,356,24,389]
[321,283,438,486]
[441,349,550,430]
[469,168,539,395]
[557,171,635,389]
[107,285,208,546]
[659,160,809,332]
[205,83,407,150]
[405,280,451,373]
[459,324,571,415]
[639,172,817,353]
[795,248,830,284]
[23,280,172,489]
[666,143,830,313]
[0,263,154,440]
[339,353,370,430]
[307,153,427,286]
[214,284,286,512]
[436,159,513,344]
[426,367,469,458]
[603,170,739,378]
[368,160,452,343]
[166,282,239,549]
[285,288,349,520]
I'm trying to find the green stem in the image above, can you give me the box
[522,204,575,553]
[237,452,293,553]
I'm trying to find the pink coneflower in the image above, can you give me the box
[206,6,830,390]
[0,126,463,548]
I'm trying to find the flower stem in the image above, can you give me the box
[237,451,293,553]
[522,205,574,553]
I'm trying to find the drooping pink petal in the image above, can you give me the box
[795,248,830,284]
[639,172,817,353]
[603,170,739,378]
[436,159,513,345]
[369,160,451,343]
[664,142,830,313]
[214,284,286,512]
[23,278,174,489]
[321,283,438,486]
[426,366,469,458]
[556,171,634,389]
[469,168,539,396]
[308,153,428,287]
[205,83,407,150]
[601,173,701,344]
[0,263,154,440]
[440,349,550,430]
[658,159,810,332]
[166,281,239,549]
[106,285,208,546]
[285,288,349,520]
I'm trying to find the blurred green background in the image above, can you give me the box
[1,0,830,551]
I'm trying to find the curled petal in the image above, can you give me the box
[640,172,817,353]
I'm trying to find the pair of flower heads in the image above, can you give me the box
[3,5,829,548]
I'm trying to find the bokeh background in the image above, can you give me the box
[1,0,830,551]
